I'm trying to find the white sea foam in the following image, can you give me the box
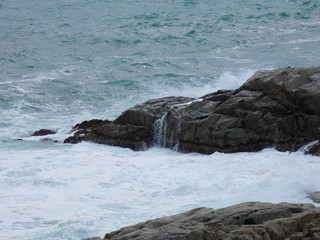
[171,98,203,108]
[246,37,320,48]
[161,70,256,99]
[20,67,77,83]
[213,70,256,90]
[1,142,319,239]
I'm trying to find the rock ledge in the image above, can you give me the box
[84,202,320,240]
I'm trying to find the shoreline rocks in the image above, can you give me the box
[83,201,320,240]
[61,66,320,155]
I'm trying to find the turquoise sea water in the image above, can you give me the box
[1,1,320,239]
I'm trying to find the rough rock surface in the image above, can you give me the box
[83,202,320,240]
[60,66,320,154]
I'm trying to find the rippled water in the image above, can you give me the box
[1,0,320,239]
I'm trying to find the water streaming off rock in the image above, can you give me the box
[153,112,168,148]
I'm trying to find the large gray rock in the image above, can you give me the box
[84,202,320,240]
[62,66,320,155]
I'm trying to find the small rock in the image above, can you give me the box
[31,129,56,136]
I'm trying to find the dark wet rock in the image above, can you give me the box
[83,202,320,240]
[64,97,193,150]
[64,66,320,155]
[32,129,56,136]
[73,119,112,131]
[64,119,112,144]
[40,138,58,143]
[308,192,320,204]
[306,141,320,156]
[64,121,152,150]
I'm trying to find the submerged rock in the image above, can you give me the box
[83,202,320,240]
[62,66,320,155]
[40,138,58,143]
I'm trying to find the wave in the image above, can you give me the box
[152,69,256,98]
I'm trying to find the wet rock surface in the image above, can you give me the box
[307,142,320,156]
[60,66,320,155]
[31,129,56,136]
[308,192,320,204]
[83,202,320,240]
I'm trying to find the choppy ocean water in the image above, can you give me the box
[1,0,320,239]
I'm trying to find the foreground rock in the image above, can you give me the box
[84,202,320,240]
[61,66,320,154]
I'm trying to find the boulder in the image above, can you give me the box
[62,66,320,155]
[31,129,56,136]
[83,202,320,240]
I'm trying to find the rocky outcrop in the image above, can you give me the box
[62,66,320,155]
[83,202,320,240]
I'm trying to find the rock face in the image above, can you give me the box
[63,66,320,155]
[83,202,320,240]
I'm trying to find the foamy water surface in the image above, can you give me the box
[1,142,320,240]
